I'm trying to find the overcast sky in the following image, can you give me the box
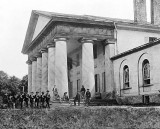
[0,0,151,79]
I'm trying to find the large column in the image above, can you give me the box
[54,38,68,98]
[104,39,115,93]
[47,43,55,100]
[41,48,48,93]
[81,38,95,97]
[31,57,37,93]
[26,60,32,94]
[35,53,42,93]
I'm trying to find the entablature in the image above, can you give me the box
[26,22,115,58]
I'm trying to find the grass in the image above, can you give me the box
[0,106,160,129]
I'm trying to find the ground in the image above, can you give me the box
[0,103,160,129]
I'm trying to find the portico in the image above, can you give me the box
[22,10,115,99]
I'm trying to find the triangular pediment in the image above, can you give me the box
[22,10,52,54]
[32,15,51,41]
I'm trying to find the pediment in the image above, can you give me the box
[32,15,51,41]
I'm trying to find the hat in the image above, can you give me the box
[87,89,89,90]
[47,90,49,92]
[36,91,39,93]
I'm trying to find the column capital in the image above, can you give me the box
[30,57,37,62]
[35,52,42,58]
[26,60,32,65]
[40,48,48,53]
[79,37,97,43]
[102,38,116,46]
[54,37,68,42]
[47,42,55,48]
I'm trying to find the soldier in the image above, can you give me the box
[29,92,34,108]
[45,90,50,108]
[24,93,29,108]
[74,91,81,106]
[63,92,69,101]
[35,92,40,108]
[80,85,86,99]
[11,94,17,109]
[85,89,91,106]
[19,92,24,109]
[40,92,45,108]
[3,93,9,108]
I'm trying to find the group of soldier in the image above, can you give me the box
[74,85,91,106]
[3,90,51,109]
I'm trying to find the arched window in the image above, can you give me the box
[123,65,129,88]
[142,59,150,85]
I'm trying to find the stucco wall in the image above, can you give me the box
[117,29,160,53]
[113,43,160,99]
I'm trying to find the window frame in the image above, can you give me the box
[123,65,130,89]
[142,59,150,86]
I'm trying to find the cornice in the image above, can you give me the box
[117,23,160,33]
[22,21,114,54]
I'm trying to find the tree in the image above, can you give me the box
[19,75,28,93]
[8,76,21,95]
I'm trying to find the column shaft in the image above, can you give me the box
[36,57,42,93]
[48,46,55,99]
[41,50,48,92]
[55,38,68,97]
[32,60,37,93]
[82,40,95,96]
[28,63,32,94]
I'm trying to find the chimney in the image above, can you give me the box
[151,0,160,25]
[133,0,147,23]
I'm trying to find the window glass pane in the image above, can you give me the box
[93,44,97,59]
[123,65,129,88]
[76,54,80,66]
[102,72,106,92]
[77,79,80,92]
[142,60,150,85]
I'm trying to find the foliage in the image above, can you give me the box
[0,71,27,97]
[19,75,28,93]
[0,106,160,128]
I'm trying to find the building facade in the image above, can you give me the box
[22,0,160,103]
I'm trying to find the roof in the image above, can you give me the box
[111,38,160,60]
[22,10,160,54]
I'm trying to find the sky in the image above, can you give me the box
[0,0,151,79]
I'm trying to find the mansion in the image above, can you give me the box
[22,0,160,103]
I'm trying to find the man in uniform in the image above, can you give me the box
[85,89,91,106]
[29,92,34,108]
[24,93,29,108]
[80,85,86,99]
[40,92,45,108]
[74,91,81,106]
[19,92,24,109]
[35,92,40,108]
[45,90,51,108]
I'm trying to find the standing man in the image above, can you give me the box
[19,92,24,109]
[74,91,81,106]
[85,89,91,106]
[80,85,86,99]
[40,92,45,108]
[24,93,29,108]
[29,92,34,108]
[35,92,40,108]
[45,90,51,108]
